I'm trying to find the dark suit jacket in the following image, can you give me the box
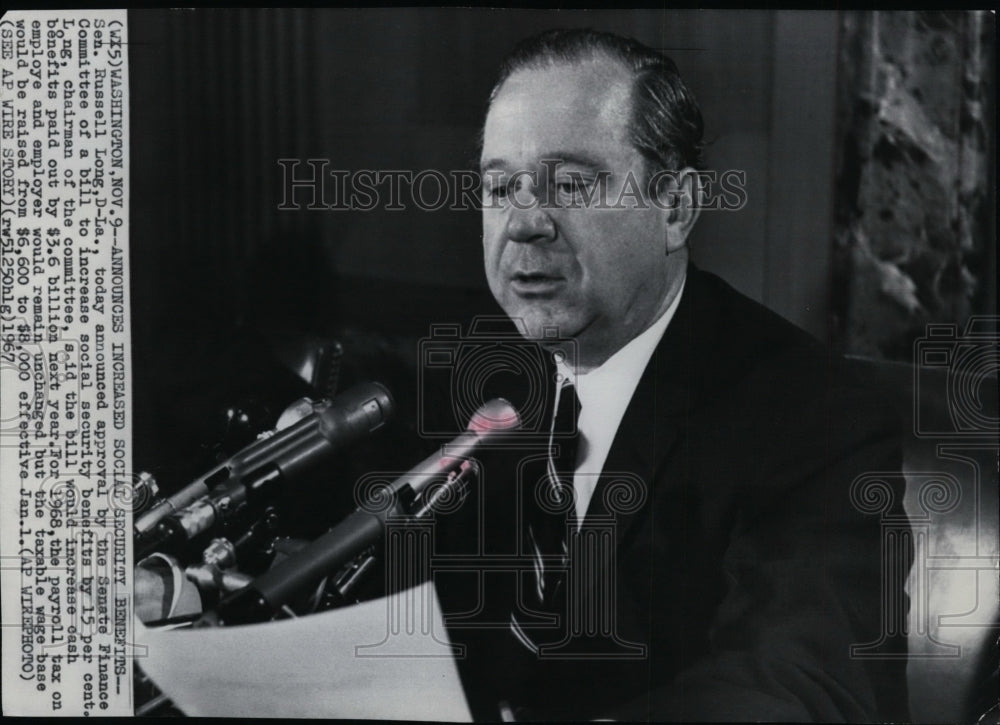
[434,266,911,722]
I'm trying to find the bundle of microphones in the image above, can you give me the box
[134,382,522,627]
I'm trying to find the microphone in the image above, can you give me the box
[206,398,521,625]
[135,382,395,553]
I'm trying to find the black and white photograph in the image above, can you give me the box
[1,8,997,722]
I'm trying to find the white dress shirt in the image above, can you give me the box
[555,276,686,524]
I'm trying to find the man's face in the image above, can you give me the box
[481,56,678,370]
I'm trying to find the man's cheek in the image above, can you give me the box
[483,233,506,264]
[481,248,503,286]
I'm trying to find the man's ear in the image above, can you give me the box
[654,167,702,254]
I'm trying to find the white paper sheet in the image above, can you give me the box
[135,581,472,720]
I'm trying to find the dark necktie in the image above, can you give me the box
[510,377,580,654]
[526,378,581,609]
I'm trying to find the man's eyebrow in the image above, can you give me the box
[479,158,507,174]
[542,151,605,170]
[479,152,606,174]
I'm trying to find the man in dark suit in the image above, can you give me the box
[433,28,912,721]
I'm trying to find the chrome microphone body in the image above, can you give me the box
[136,382,395,555]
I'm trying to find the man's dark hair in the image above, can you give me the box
[487,28,705,176]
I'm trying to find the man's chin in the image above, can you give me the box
[501,306,580,342]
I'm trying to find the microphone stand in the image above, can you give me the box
[199,460,480,627]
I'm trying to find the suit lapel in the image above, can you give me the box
[584,265,713,550]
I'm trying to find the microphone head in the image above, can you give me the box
[465,398,521,436]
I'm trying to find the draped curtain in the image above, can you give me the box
[831,11,995,360]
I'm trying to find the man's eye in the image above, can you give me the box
[555,177,591,200]
[482,182,508,198]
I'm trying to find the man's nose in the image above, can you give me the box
[505,189,556,244]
